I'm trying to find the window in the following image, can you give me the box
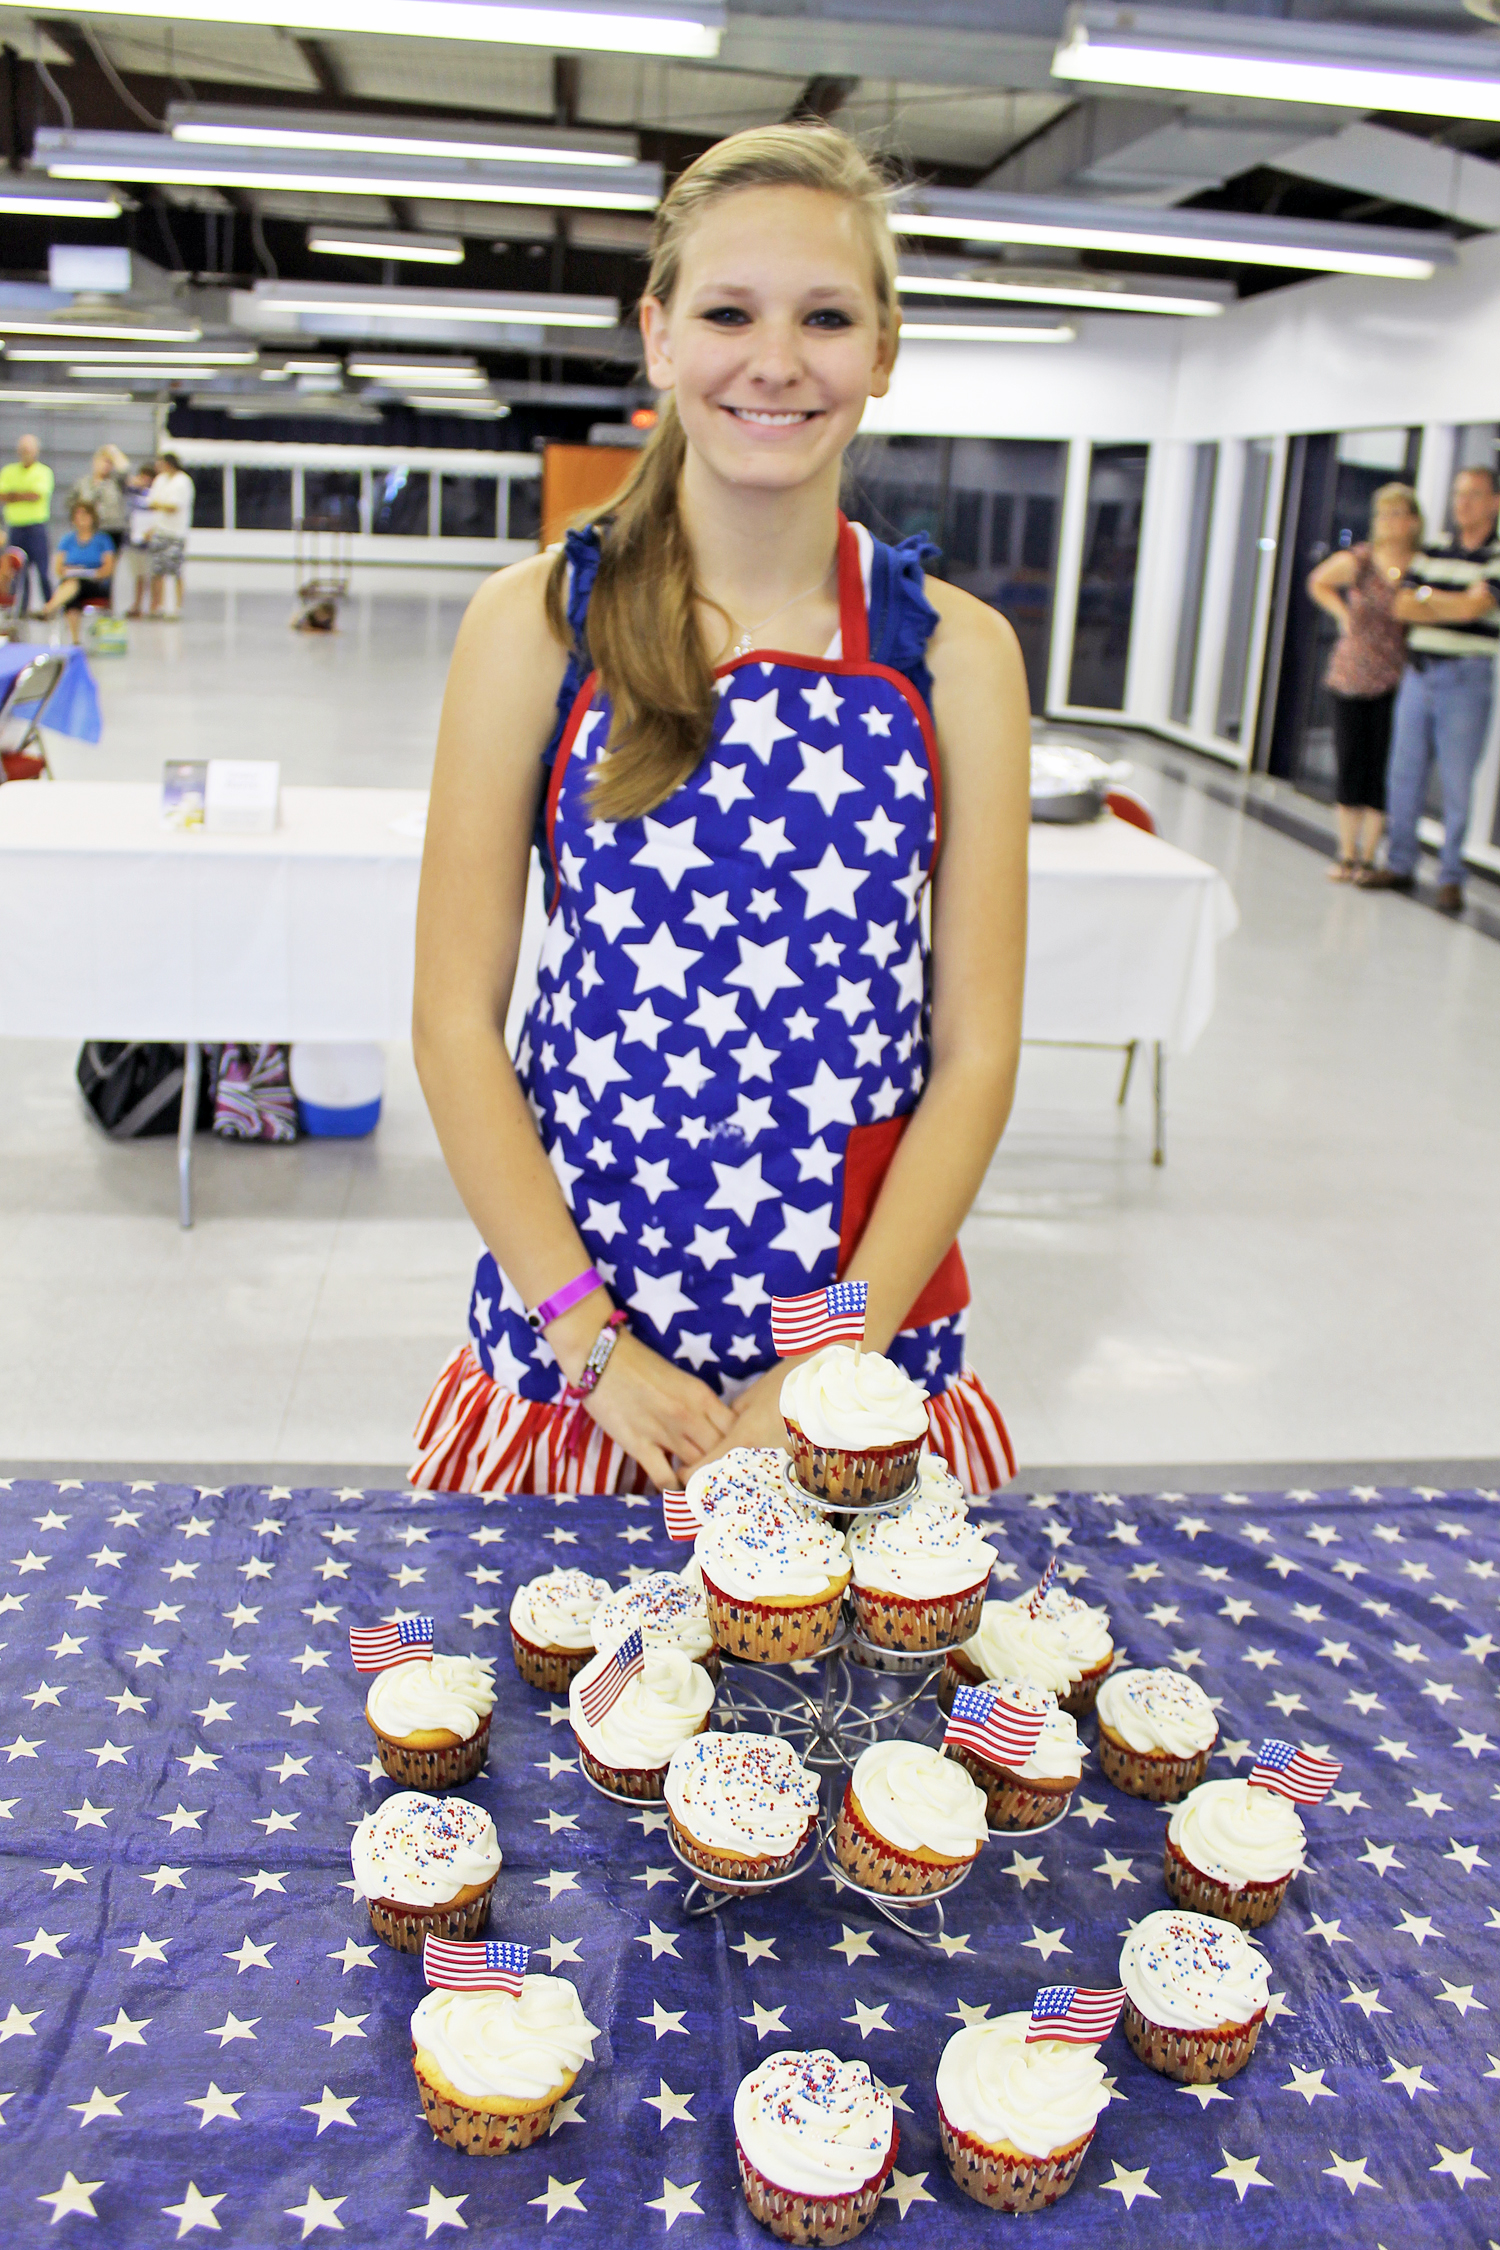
[234,467,293,531]
[506,477,540,541]
[302,468,360,530]
[1068,443,1149,711]
[1217,440,1275,741]
[439,475,499,539]
[189,464,224,531]
[373,468,430,536]
[1171,444,1216,726]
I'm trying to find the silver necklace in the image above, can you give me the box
[714,560,835,661]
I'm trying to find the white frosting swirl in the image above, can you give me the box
[1097,1667,1217,1759]
[591,1569,713,1661]
[684,1447,790,1522]
[735,2051,894,2197]
[916,1454,968,1510]
[962,1676,1081,1784]
[1168,1777,1306,1889]
[936,2014,1110,2159]
[665,1730,819,1856]
[349,1790,501,1906]
[962,1588,1113,1694]
[1119,1909,1270,2032]
[366,1653,496,1742]
[847,1497,995,1599]
[695,1490,850,1602]
[780,1344,928,1451]
[411,1976,598,2102]
[849,1740,987,1858]
[569,1643,715,1771]
[510,1568,611,1651]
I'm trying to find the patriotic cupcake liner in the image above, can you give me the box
[1121,1994,1265,2084]
[697,1566,846,1665]
[850,1577,988,1653]
[366,1876,495,1955]
[781,1418,924,1509]
[1164,1836,1290,1929]
[367,1713,490,1792]
[833,1783,976,1898]
[735,2130,898,2245]
[942,1741,1075,1831]
[1057,1657,1113,1720]
[510,1625,594,1694]
[1098,1727,1209,1803]
[667,1809,816,1886]
[937,2103,1093,2213]
[414,2055,562,2156]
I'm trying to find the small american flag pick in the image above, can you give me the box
[577,1627,645,1726]
[423,1936,529,1994]
[1247,1738,1343,1804]
[1026,1985,1126,2046]
[662,1489,703,1543]
[943,1683,1047,1770]
[770,1281,868,1358]
[1027,1556,1059,1615]
[349,1616,434,1673]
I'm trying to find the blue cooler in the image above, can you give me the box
[289,1043,384,1138]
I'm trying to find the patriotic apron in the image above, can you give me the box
[413,516,1014,1495]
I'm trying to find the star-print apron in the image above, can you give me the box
[413,516,1014,1496]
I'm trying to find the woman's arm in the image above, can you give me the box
[413,555,735,1488]
[1307,549,1356,630]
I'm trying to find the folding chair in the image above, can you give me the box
[0,652,64,781]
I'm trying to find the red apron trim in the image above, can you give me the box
[543,667,601,912]
[835,511,870,664]
[839,1113,969,1330]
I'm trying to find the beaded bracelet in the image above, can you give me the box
[562,1309,629,1404]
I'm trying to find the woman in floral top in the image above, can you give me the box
[1307,482,1422,881]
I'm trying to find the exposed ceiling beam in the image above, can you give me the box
[294,38,345,104]
[784,75,860,125]
[1272,120,1500,230]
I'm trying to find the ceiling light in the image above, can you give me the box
[348,357,488,384]
[172,103,638,168]
[1056,3,1500,121]
[67,366,207,381]
[10,344,256,363]
[400,394,511,415]
[0,386,139,406]
[891,191,1450,280]
[37,0,723,59]
[282,358,343,374]
[0,315,204,341]
[308,228,464,265]
[0,186,122,218]
[896,260,1230,318]
[899,317,1075,343]
[252,281,618,328]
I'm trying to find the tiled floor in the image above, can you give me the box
[5,564,1500,1475]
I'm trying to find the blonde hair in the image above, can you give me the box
[1372,481,1423,538]
[545,124,900,823]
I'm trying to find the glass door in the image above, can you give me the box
[1066,443,1149,711]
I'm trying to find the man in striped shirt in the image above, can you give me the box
[1363,465,1500,911]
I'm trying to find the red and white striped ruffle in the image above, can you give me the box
[410,1342,1016,1498]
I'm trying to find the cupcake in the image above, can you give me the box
[940,1586,1114,1719]
[685,1444,791,1518]
[591,1565,720,1681]
[569,1641,715,1800]
[1119,1909,1270,2083]
[1163,1777,1305,1928]
[365,1651,496,1789]
[664,1730,820,1884]
[780,1345,928,1507]
[833,1740,988,1898]
[350,1790,501,1953]
[846,1495,995,1651]
[694,1489,850,1664]
[1096,1668,1218,1802]
[943,1678,1082,1831]
[413,1973,599,2154]
[936,2012,1111,2213]
[509,1567,611,1692]
[734,2050,897,2245]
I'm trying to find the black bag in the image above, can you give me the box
[76,1043,217,1139]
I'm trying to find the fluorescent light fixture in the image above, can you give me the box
[896,259,1230,318]
[1055,4,1500,121]
[171,104,639,168]
[0,185,121,218]
[308,227,465,265]
[68,365,208,380]
[400,394,511,415]
[348,356,488,384]
[36,1,724,60]
[0,315,204,340]
[899,317,1075,343]
[283,358,343,374]
[10,344,256,363]
[252,281,618,328]
[891,189,1451,280]
[0,387,138,406]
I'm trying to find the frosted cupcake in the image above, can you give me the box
[509,1567,611,1692]
[1119,1909,1269,2083]
[365,1651,496,1789]
[1164,1777,1305,1928]
[591,1566,719,1680]
[685,1444,791,1520]
[695,1489,851,1663]
[944,1678,1082,1831]
[664,1730,820,1884]
[834,1740,988,1898]
[350,1790,501,1953]
[936,2012,1111,2213]
[734,2050,897,2245]
[413,1973,599,2155]
[569,1642,715,1800]
[780,1345,928,1506]
[942,1586,1114,1718]
[1096,1668,1218,1802]
[846,1497,995,1651]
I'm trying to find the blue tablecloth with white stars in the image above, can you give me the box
[3,1476,1498,2246]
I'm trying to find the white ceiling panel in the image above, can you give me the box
[578,58,803,137]
[841,86,1071,172]
[325,36,554,117]
[409,202,558,242]
[90,21,317,92]
[250,192,396,224]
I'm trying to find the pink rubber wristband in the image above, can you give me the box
[526,1265,603,1333]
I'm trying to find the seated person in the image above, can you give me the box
[43,501,115,642]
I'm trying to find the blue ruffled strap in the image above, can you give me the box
[867,530,941,710]
[536,524,604,899]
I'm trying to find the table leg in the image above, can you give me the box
[178,1040,200,1228]
[1117,1039,1138,1106]
[1152,1041,1166,1167]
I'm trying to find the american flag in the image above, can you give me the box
[1027,1556,1058,1615]
[576,1626,645,1725]
[1026,1984,1126,2045]
[662,1489,702,1542]
[348,1615,434,1672]
[422,1936,530,1994]
[1248,1737,1343,1803]
[943,1683,1047,1769]
[770,1280,869,1358]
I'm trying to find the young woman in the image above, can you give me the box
[1306,483,1422,880]
[411,126,1030,1498]
[41,499,115,643]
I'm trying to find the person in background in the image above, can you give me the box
[1306,482,1422,881]
[0,434,54,613]
[144,450,195,619]
[123,462,155,619]
[67,445,129,546]
[1362,463,1500,912]
[40,499,115,643]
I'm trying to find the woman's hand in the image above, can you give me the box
[686,1363,792,1472]
[580,1330,737,1491]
